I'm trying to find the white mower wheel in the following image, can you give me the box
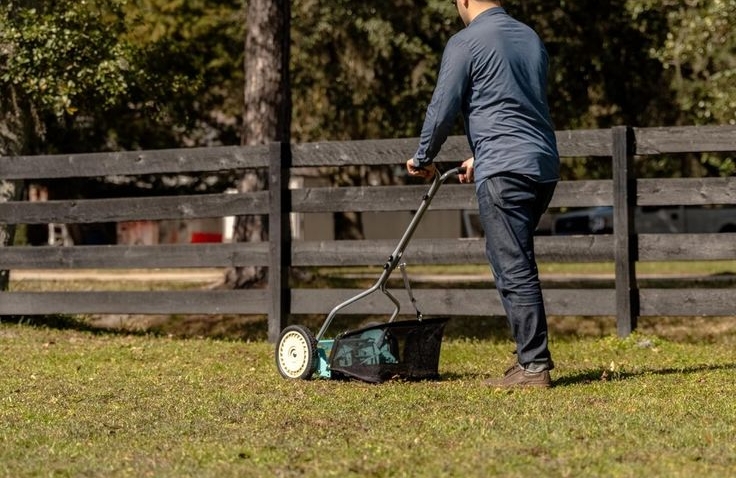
[275,325,317,380]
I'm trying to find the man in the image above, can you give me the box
[406,0,559,388]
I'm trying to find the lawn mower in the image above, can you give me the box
[275,166,465,383]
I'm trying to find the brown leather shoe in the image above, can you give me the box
[483,363,552,389]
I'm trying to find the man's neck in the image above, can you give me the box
[466,1,502,23]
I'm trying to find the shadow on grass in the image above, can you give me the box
[1,315,118,335]
[554,362,736,387]
[6,312,735,347]
[436,363,736,386]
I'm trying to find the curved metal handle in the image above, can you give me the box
[316,164,469,340]
[439,166,466,181]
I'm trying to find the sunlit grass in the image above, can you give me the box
[1,321,735,477]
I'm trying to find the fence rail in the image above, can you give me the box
[1,125,735,340]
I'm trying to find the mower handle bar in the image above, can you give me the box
[316,165,467,340]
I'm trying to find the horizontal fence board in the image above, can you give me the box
[0,145,270,180]
[638,178,736,206]
[550,180,612,207]
[639,289,735,316]
[1,130,613,182]
[634,125,736,154]
[0,243,269,269]
[536,235,615,262]
[292,184,474,213]
[291,239,484,266]
[638,233,736,261]
[289,129,612,168]
[555,129,613,157]
[291,236,614,266]
[292,288,616,317]
[0,192,268,224]
[292,179,612,213]
[0,290,268,315]
[291,136,472,167]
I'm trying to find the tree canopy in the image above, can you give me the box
[2,0,734,160]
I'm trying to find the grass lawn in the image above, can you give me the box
[1,314,735,477]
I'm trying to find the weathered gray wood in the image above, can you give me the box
[291,288,616,317]
[638,233,736,261]
[268,142,291,341]
[0,130,612,182]
[634,125,736,154]
[0,243,269,269]
[612,126,638,336]
[0,191,268,224]
[549,180,613,207]
[292,184,475,213]
[555,129,613,157]
[3,125,735,332]
[291,179,613,213]
[290,137,464,167]
[288,129,612,168]
[0,290,268,315]
[639,289,735,316]
[0,145,270,180]
[638,178,736,206]
[536,235,615,262]
[291,236,614,266]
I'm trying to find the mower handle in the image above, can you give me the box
[316,164,468,340]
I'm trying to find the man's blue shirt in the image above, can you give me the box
[414,7,560,187]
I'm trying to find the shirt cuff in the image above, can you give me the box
[412,152,432,168]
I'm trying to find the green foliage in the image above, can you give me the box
[0,0,241,152]
[291,0,460,141]
[0,0,131,118]
[1,321,735,476]
[624,0,736,177]
[506,1,676,130]
[120,0,245,147]
[628,0,736,126]
[2,0,735,171]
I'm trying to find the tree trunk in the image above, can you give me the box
[0,85,28,291]
[222,0,291,288]
[0,181,22,291]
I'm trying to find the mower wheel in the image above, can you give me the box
[275,325,317,380]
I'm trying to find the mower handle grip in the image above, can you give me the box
[440,166,466,180]
[415,166,466,181]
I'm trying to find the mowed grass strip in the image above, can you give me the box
[1,318,735,477]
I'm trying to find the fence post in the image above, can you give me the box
[612,126,639,336]
[268,141,291,342]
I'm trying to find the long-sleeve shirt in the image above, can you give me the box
[413,7,560,188]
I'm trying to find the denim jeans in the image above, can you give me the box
[476,173,557,369]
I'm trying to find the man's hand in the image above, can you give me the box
[406,159,437,179]
[458,157,474,184]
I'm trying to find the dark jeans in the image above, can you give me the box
[476,173,557,369]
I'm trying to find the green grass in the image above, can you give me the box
[2,317,735,477]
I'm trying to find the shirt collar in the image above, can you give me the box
[470,6,506,25]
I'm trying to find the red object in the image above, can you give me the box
[190,232,222,243]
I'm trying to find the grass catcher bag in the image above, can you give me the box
[328,317,448,383]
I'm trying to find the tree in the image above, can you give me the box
[0,0,138,288]
[223,0,291,288]
[627,0,736,127]
[626,0,736,176]
[290,0,458,142]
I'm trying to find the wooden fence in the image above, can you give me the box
[1,125,735,341]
